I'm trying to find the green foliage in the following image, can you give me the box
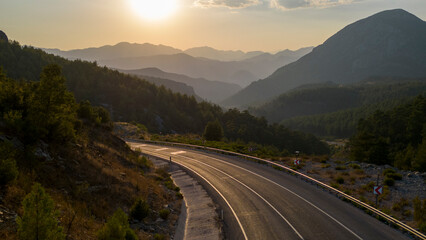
[413,197,426,224]
[130,199,150,221]
[0,142,18,185]
[270,81,426,138]
[77,100,111,127]
[28,65,77,142]
[159,209,170,220]
[383,178,395,186]
[0,40,329,155]
[350,96,426,171]
[153,234,165,240]
[203,120,223,141]
[17,183,65,240]
[97,208,138,240]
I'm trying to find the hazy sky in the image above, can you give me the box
[1,0,425,52]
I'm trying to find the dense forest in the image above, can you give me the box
[349,96,426,171]
[264,80,426,138]
[0,39,328,155]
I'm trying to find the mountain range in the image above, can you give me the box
[222,9,426,107]
[44,44,312,87]
[121,68,241,103]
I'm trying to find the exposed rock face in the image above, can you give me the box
[0,31,8,42]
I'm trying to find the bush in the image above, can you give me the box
[0,142,18,185]
[335,176,345,184]
[130,199,150,221]
[159,209,170,220]
[203,120,223,141]
[335,165,346,170]
[98,208,138,240]
[349,164,361,169]
[386,172,403,181]
[383,178,395,186]
[17,183,65,240]
[154,234,165,240]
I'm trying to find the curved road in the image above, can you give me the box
[128,141,409,240]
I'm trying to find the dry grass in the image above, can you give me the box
[0,125,180,239]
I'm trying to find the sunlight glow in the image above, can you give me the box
[130,0,179,21]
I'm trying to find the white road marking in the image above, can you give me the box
[143,150,248,240]
[187,151,364,240]
[176,154,305,240]
[171,151,186,155]
[154,147,168,151]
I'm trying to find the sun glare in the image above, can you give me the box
[130,0,178,21]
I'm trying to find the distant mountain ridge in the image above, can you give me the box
[43,43,312,87]
[184,46,264,61]
[121,67,241,103]
[222,9,426,107]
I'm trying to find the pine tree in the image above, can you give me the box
[17,183,65,240]
[203,120,223,141]
[98,208,138,240]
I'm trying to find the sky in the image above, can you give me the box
[0,0,426,52]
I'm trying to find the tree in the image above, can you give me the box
[130,199,149,221]
[203,120,223,141]
[98,208,138,240]
[17,183,65,240]
[28,64,77,142]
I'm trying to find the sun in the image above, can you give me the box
[130,0,179,21]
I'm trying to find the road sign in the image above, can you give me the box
[294,159,300,165]
[374,186,383,195]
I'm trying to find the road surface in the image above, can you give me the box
[128,141,409,240]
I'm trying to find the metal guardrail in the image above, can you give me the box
[133,139,426,240]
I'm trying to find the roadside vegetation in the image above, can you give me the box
[0,66,181,239]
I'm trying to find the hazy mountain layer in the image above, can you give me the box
[223,9,426,107]
[121,68,241,103]
[44,43,311,88]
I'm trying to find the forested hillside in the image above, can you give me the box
[350,96,426,171]
[261,80,426,138]
[0,65,180,239]
[0,39,328,155]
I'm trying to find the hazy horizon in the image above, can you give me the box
[1,0,426,52]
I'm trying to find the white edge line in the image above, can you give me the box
[189,151,364,240]
[145,150,249,240]
[176,154,305,240]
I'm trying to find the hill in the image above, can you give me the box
[45,43,311,88]
[127,73,202,100]
[0,38,328,155]
[184,46,264,61]
[121,67,241,103]
[223,9,426,107]
[43,42,182,61]
[251,78,426,124]
[350,95,426,171]
[0,66,181,239]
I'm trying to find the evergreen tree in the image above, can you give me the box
[98,208,138,240]
[28,64,77,142]
[17,183,65,240]
[0,142,18,185]
[203,120,223,141]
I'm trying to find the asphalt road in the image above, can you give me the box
[128,141,409,240]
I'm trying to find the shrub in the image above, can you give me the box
[203,120,223,141]
[159,209,170,220]
[98,208,138,240]
[0,142,18,185]
[349,164,361,169]
[384,178,395,186]
[335,165,346,170]
[17,183,65,240]
[154,234,165,240]
[386,172,403,181]
[130,199,150,221]
[335,176,345,184]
